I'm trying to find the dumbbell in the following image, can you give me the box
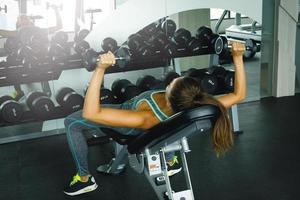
[111,79,141,103]
[147,30,177,57]
[0,95,23,123]
[209,66,234,93]
[127,34,154,57]
[216,36,261,59]
[48,31,71,63]
[140,18,177,38]
[84,85,117,104]
[56,87,84,114]
[164,71,180,87]
[4,37,21,55]
[26,91,55,119]
[173,28,204,54]
[136,75,164,92]
[82,46,131,71]
[185,68,218,94]
[100,88,116,104]
[75,29,90,42]
[196,26,224,55]
[74,40,90,55]
[101,37,118,53]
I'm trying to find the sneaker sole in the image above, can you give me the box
[64,183,98,196]
[167,167,182,177]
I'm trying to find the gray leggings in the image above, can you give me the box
[64,104,174,176]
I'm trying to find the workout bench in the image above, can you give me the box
[97,105,220,200]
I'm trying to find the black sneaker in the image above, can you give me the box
[63,174,98,196]
[167,155,182,177]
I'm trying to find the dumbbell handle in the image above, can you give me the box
[227,45,253,51]
[95,57,126,62]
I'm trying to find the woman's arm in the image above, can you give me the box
[82,52,153,129]
[47,6,62,34]
[217,41,247,109]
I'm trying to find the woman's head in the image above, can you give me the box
[166,76,234,156]
[16,15,34,29]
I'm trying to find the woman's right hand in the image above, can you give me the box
[230,41,245,57]
[96,51,116,70]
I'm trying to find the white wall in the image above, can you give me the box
[274,0,298,97]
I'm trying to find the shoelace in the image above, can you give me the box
[167,155,179,167]
[70,174,82,186]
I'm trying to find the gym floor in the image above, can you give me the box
[0,91,300,200]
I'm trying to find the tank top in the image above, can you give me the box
[121,90,169,122]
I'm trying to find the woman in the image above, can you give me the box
[63,41,246,196]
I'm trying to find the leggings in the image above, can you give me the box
[64,104,174,176]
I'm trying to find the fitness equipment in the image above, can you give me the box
[216,36,261,58]
[195,26,224,55]
[111,79,141,103]
[140,18,177,38]
[26,91,55,119]
[48,31,71,63]
[0,95,23,123]
[100,88,116,104]
[73,40,90,55]
[82,46,131,71]
[75,29,90,42]
[127,34,154,57]
[96,105,220,200]
[4,37,21,54]
[56,87,84,114]
[147,30,177,57]
[136,75,164,92]
[164,71,180,87]
[209,66,235,93]
[173,28,205,54]
[185,68,218,94]
[101,37,118,52]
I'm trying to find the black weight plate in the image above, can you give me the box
[83,49,98,71]
[213,36,224,55]
[4,37,21,54]
[164,71,180,86]
[31,96,55,119]
[124,85,141,101]
[74,40,90,54]
[52,31,68,45]
[0,95,13,105]
[196,26,213,40]
[224,70,235,92]
[100,88,115,104]
[111,79,131,98]
[136,75,157,92]
[161,19,177,37]
[76,29,90,42]
[56,87,75,106]
[62,92,84,112]
[115,47,131,68]
[0,100,23,123]
[200,74,218,94]
[244,39,256,59]
[26,91,46,110]
[173,28,191,46]
[101,37,118,52]
[187,37,202,54]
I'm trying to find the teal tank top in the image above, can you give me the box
[121,90,169,122]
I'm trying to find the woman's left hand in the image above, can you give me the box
[96,51,116,69]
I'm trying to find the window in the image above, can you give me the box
[210,8,247,20]
[0,0,19,30]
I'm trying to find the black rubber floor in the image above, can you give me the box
[0,94,300,200]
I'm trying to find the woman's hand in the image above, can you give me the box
[230,41,245,57]
[96,51,116,70]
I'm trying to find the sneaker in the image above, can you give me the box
[63,174,98,196]
[166,155,182,177]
